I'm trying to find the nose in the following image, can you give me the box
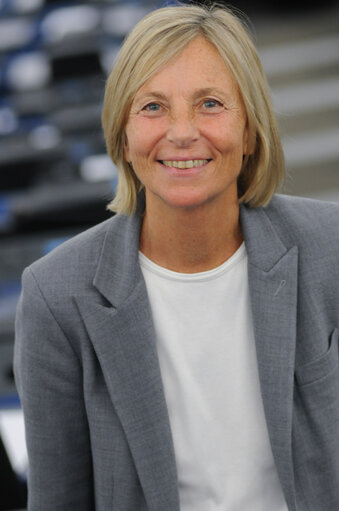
[166,110,200,147]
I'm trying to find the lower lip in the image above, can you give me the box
[158,161,210,177]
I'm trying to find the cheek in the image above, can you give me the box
[125,117,168,162]
[123,131,144,163]
[208,111,247,151]
[124,123,153,162]
[217,124,248,156]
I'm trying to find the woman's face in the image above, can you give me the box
[124,36,248,213]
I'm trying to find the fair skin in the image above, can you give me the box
[124,36,248,272]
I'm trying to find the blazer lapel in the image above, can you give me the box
[240,204,298,511]
[75,211,180,511]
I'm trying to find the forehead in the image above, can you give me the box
[133,36,239,100]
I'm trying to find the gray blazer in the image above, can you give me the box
[14,194,339,511]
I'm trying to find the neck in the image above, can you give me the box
[139,196,243,273]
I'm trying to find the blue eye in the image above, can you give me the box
[203,99,220,109]
[145,103,161,111]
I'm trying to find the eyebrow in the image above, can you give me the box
[192,87,232,100]
[133,87,233,104]
[133,91,167,104]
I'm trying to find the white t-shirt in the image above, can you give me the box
[139,243,288,511]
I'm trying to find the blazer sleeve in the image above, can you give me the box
[14,267,94,510]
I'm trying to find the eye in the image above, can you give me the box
[201,99,224,112]
[143,102,161,112]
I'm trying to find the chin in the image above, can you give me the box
[158,191,218,211]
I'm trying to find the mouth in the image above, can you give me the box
[158,159,211,169]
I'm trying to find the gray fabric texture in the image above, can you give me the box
[14,194,339,510]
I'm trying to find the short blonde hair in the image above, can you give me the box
[102,3,284,215]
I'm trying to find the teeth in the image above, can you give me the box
[162,159,209,169]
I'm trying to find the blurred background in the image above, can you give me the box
[0,0,338,508]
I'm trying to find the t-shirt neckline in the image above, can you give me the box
[139,242,246,282]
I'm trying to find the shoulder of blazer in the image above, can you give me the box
[262,194,339,250]
[25,213,136,300]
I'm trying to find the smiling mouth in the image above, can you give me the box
[159,159,211,169]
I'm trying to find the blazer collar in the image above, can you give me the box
[93,210,143,307]
[93,201,290,303]
[240,202,288,270]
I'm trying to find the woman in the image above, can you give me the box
[14,4,339,510]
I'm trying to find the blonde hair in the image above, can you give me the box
[102,3,284,215]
